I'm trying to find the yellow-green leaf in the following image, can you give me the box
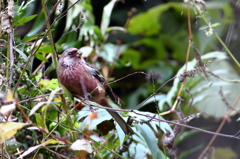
[0,122,29,144]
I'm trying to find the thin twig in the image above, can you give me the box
[191,0,240,67]
[197,95,240,159]
[132,110,240,140]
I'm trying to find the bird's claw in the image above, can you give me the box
[85,93,92,100]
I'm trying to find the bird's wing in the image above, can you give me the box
[85,63,117,102]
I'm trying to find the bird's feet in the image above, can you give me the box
[84,93,92,100]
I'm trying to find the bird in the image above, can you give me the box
[58,48,133,135]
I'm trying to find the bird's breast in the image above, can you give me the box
[59,63,105,98]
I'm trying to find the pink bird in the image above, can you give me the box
[58,48,133,135]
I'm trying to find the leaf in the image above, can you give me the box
[70,139,93,153]
[100,0,117,34]
[115,122,126,146]
[35,53,48,62]
[79,46,93,58]
[215,147,237,159]
[76,103,130,143]
[120,49,141,69]
[6,90,13,100]
[100,43,127,63]
[0,103,16,116]
[1,90,15,117]
[14,47,28,61]
[61,85,73,103]
[127,3,176,35]
[6,139,23,152]
[135,124,165,159]
[129,110,174,136]
[105,26,127,33]
[199,25,209,30]
[37,45,53,53]
[46,87,62,106]
[22,32,45,42]
[26,12,45,36]
[13,14,37,27]
[79,107,113,130]
[29,102,47,116]
[192,60,240,118]
[161,51,240,118]
[164,51,228,107]
[0,122,29,144]
[44,62,56,75]
[18,139,61,158]
[211,23,221,27]
[34,114,46,130]
[38,79,59,91]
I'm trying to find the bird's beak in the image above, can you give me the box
[76,50,83,58]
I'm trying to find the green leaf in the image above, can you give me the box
[199,25,209,30]
[38,79,59,91]
[192,59,240,118]
[13,14,37,27]
[120,49,141,69]
[6,139,23,153]
[79,107,112,130]
[100,0,117,34]
[0,122,30,144]
[105,26,127,33]
[35,53,48,62]
[14,47,28,61]
[37,45,52,53]
[79,46,93,57]
[211,23,221,27]
[44,62,56,75]
[19,139,61,158]
[164,51,228,107]
[93,26,104,41]
[129,110,174,136]
[100,43,127,63]
[115,122,126,146]
[136,124,165,159]
[22,32,45,42]
[27,12,45,36]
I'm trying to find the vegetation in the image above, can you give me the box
[0,0,239,158]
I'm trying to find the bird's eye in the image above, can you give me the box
[68,52,72,55]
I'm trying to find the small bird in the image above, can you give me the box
[58,48,133,135]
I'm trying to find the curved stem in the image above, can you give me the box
[191,0,240,67]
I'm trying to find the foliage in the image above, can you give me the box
[0,0,239,159]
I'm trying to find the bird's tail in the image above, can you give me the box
[107,110,134,135]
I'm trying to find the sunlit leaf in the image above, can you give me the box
[37,45,53,53]
[70,139,93,153]
[105,26,127,33]
[79,46,93,58]
[100,0,117,34]
[211,23,221,27]
[29,102,47,116]
[38,79,59,91]
[0,122,29,144]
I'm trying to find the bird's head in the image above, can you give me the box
[59,48,84,66]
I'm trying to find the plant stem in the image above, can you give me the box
[191,0,240,67]
[41,0,58,76]
[41,0,77,141]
